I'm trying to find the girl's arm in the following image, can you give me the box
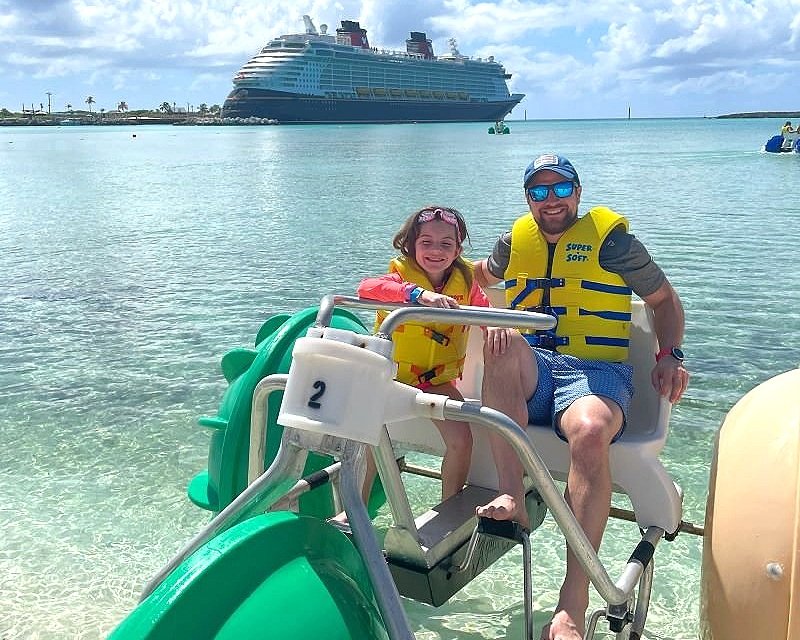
[357,273,416,303]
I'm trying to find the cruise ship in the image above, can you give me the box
[222,16,524,124]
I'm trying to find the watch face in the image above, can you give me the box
[671,347,685,362]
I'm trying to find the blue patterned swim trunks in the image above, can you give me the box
[526,348,635,442]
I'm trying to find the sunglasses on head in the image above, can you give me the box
[416,207,462,241]
[417,207,459,225]
[526,180,576,202]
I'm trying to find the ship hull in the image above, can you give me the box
[223,89,521,124]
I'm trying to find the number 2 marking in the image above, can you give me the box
[307,380,326,409]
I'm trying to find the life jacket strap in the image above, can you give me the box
[424,327,451,346]
[524,332,569,350]
[505,277,565,309]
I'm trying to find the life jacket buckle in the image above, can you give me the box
[424,328,451,346]
[417,368,439,385]
[526,332,569,351]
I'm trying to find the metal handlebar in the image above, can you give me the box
[314,294,557,335]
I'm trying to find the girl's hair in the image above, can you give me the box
[392,205,473,289]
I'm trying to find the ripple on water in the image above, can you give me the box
[1,120,798,639]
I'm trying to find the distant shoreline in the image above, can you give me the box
[715,111,800,119]
[0,114,278,127]
[3,110,799,127]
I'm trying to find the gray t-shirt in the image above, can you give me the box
[486,224,665,298]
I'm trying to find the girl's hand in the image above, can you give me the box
[419,290,460,308]
[484,326,513,354]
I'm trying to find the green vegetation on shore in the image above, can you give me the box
[716,111,800,119]
[0,101,223,126]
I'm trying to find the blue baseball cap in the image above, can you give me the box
[523,154,580,187]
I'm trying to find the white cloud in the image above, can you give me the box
[1,0,799,115]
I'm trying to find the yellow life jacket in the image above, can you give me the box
[376,256,472,386]
[504,206,632,362]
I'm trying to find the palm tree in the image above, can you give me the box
[85,96,95,113]
[159,102,173,114]
[66,103,73,113]
[198,103,209,115]
[117,101,128,112]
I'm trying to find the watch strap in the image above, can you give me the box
[655,346,683,362]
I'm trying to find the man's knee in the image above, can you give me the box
[560,414,618,453]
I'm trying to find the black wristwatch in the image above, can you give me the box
[656,346,685,363]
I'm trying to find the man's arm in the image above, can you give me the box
[642,279,689,403]
[474,258,503,289]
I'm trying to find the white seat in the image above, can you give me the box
[387,298,683,534]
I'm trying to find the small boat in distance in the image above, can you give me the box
[763,122,800,153]
[488,119,510,134]
[222,16,524,124]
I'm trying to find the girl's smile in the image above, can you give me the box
[413,219,461,287]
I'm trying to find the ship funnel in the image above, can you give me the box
[336,20,370,49]
[302,15,318,35]
[406,31,434,59]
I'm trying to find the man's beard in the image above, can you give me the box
[537,210,578,237]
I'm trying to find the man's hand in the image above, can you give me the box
[483,326,514,355]
[651,357,689,403]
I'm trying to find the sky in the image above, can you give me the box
[1,0,799,119]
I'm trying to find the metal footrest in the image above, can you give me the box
[386,488,546,608]
[476,517,530,542]
[453,516,535,640]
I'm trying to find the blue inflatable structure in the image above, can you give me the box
[764,134,800,153]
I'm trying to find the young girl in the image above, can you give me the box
[356,205,491,501]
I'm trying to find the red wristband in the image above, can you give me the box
[655,347,671,362]
[655,346,685,363]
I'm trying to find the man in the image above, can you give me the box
[473,154,689,640]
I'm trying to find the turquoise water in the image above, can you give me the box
[1,119,797,639]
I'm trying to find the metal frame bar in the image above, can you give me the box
[145,296,669,637]
[141,375,304,600]
[441,399,663,606]
[338,440,416,640]
[316,295,664,606]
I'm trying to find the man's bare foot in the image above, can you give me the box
[476,493,529,529]
[540,610,583,640]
